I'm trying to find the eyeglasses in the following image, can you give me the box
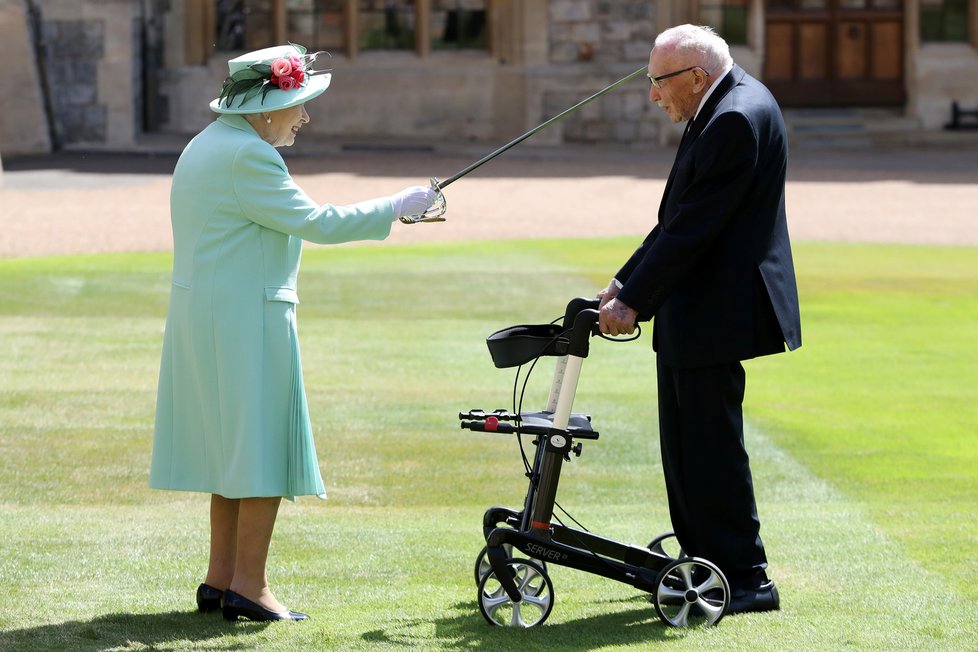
[647,66,708,89]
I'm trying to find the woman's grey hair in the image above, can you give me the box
[654,25,734,74]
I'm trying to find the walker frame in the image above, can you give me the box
[459,297,731,629]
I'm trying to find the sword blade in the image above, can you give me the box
[436,65,647,190]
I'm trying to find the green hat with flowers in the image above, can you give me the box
[210,43,331,114]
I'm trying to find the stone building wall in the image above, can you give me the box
[152,0,666,148]
[1,0,142,153]
[544,0,661,145]
[912,43,978,130]
[3,0,975,156]
[41,18,106,145]
[549,0,656,64]
[0,0,52,156]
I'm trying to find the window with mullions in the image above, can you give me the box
[209,0,492,58]
[215,0,276,51]
[359,0,416,50]
[767,0,904,10]
[432,0,487,50]
[699,0,749,45]
[216,0,247,50]
[920,0,969,42]
[287,0,345,52]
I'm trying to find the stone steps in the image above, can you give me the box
[783,108,920,147]
[783,107,978,149]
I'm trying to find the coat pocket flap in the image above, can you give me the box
[265,287,300,304]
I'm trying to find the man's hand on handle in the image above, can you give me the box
[598,281,637,336]
[597,280,620,309]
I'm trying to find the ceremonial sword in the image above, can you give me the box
[401,65,648,224]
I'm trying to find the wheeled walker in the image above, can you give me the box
[459,297,731,628]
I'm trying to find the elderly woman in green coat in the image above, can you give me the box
[150,44,441,622]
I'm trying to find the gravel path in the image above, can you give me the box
[1,143,975,258]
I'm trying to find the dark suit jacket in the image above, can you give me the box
[616,65,801,369]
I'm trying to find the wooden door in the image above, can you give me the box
[764,0,905,107]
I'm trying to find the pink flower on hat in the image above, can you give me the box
[217,43,325,110]
[271,57,293,77]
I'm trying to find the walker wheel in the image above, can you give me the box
[647,532,686,560]
[474,545,547,593]
[652,557,729,627]
[477,557,554,628]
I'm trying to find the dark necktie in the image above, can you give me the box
[680,116,695,146]
[662,116,697,204]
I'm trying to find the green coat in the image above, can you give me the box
[150,114,394,499]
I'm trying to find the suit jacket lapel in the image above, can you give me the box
[681,65,744,152]
[658,65,746,218]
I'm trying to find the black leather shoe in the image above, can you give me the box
[727,580,780,614]
[221,589,309,622]
[196,583,224,613]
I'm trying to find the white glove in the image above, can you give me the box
[389,186,438,220]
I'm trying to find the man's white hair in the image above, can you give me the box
[654,24,733,74]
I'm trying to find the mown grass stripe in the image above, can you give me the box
[1,240,975,650]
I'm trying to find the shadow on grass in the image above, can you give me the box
[363,597,685,650]
[0,610,268,652]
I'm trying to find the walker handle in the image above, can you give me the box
[554,298,600,359]
[567,308,599,358]
[561,297,600,331]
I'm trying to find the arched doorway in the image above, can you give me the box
[764,0,906,107]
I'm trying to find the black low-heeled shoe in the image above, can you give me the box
[221,589,309,622]
[196,583,224,613]
[727,580,780,614]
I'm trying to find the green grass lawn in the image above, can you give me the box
[0,239,975,651]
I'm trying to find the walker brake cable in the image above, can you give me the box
[509,313,644,572]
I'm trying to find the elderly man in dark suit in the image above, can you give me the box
[598,24,801,614]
